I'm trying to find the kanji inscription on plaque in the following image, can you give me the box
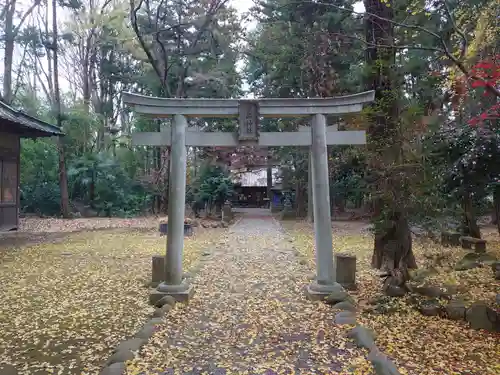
[238,100,259,141]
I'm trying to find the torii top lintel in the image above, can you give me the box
[121,91,375,118]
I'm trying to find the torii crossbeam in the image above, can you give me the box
[123,90,374,303]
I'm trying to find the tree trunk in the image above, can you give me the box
[364,0,416,292]
[3,31,15,104]
[52,0,70,218]
[462,188,481,238]
[493,185,500,234]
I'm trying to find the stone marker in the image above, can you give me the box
[279,197,296,220]
[335,253,356,290]
[151,255,165,286]
[222,201,233,223]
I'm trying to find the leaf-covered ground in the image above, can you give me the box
[125,212,369,375]
[0,222,225,375]
[284,221,500,375]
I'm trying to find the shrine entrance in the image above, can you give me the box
[122,91,374,303]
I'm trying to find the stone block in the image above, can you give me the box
[335,253,356,290]
[441,231,461,247]
[135,324,157,340]
[333,300,357,312]
[367,348,401,375]
[306,282,349,303]
[222,202,233,223]
[113,338,146,354]
[445,300,466,320]
[465,302,500,332]
[347,325,376,349]
[0,365,17,375]
[155,295,176,308]
[335,311,357,325]
[151,255,165,285]
[106,349,135,365]
[460,236,487,252]
[149,284,195,305]
[100,362,126,375]
[152,304,172,318]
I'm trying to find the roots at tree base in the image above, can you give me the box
[372,211,417,291]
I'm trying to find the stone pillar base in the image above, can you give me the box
[305,281,343,301]
[149,282,195,304]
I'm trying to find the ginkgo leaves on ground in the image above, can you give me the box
[0,224,224,375]
[285,221,500,375]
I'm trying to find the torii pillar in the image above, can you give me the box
[123,91,374,303]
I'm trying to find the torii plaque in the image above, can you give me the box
[123,91,375,303]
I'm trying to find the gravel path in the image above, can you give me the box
[128,209,363,374]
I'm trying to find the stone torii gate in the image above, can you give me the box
[122,91,374,303]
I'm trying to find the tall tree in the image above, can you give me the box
[0,0,42,103]
[364,0,417,292]
[52,0,71,217]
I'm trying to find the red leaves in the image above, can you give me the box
[465,55,500,127]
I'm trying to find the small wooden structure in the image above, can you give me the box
[0,101,62,231]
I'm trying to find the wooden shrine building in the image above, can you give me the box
[0,101,63,231]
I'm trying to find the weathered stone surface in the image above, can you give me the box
[365,295,400,315]
[460,236,487,252]
[492,261,500,273]
[149,317,164,325]
[385,285,406,297]
[333,300,357,312]
[347,325,376,349]
[100,362,126,375]
[151,255,165,284]
[135,324,157,339]
[455,253,482,271]
[113,338,145,354]
[335,311,357,325]
[476,253,498,265]
[493,262,500,280]
[465,302,500,332]
[0,364,17,375]
[445,300,466,321]
[152,304,172,318]
[419,299,442,316]
[410,268,437,283]
[413,285,450,300]
[155,295,176,308]
[367,348,402,375]
[335,253,356,290]
[222,202,233,223]
[441,231,461,247]
[106,349,135,365]
[325,285,350,305]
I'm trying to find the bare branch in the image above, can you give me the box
[130,0,166,90]
[13,0,42,36]
[441,0,467,60]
